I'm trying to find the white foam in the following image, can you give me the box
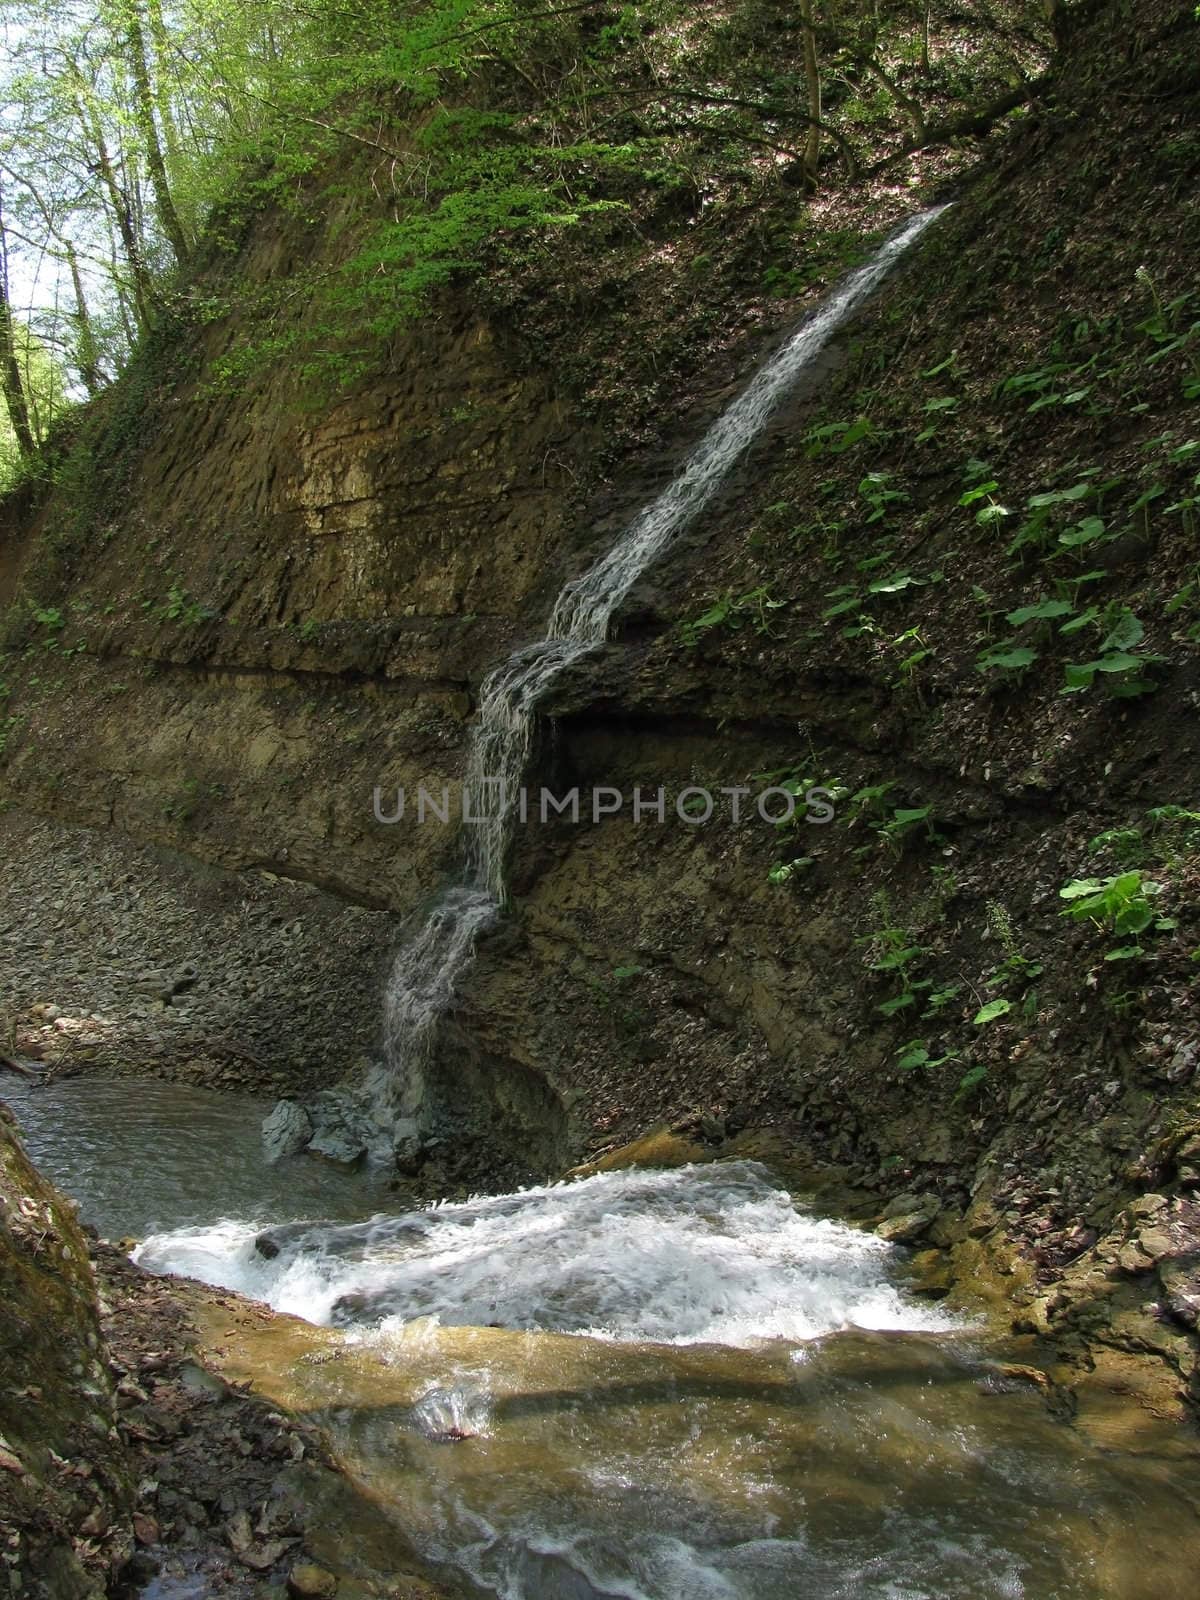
[135,1160,956,1345]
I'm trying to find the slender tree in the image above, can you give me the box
[0,183,37,460]
[799,0,823,188]
[121,0,191,267]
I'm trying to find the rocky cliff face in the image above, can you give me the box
[2,0,1199,1410]
[0,1106,132,1598]
[0,1107,460,1598]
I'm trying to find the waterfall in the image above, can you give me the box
[370,207,945,1144]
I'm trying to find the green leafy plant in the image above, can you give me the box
[916,396,960,443]
[875,805,938,851]
[28,603,65,631]
[895,1038,958,1071]
[768,856,815,885]
[858,898,932,1017]
[1059,870,1176,959]
[858,470,909,524]
[154,584,213,627]
[1005,597,1073,627]
[977,643,1038,674]
[1060,606,1163,697]
[890,627,934,694]
[972,998,1012,1025]
[1006,479,1097,560]
[921,982,963,1019]
[802,417,881,458]
[846,782,896,824]
[1087,825,1146,865]
[1135,270,1200,399]
[681,586,786,645]
[956,1064,989,1097]
[983,902,1042,994]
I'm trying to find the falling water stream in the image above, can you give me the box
[9,213,1200,1598]
[371,209,945,1139]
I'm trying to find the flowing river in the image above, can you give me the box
[6,1075,1200,1600]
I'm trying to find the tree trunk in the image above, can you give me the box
[0,198,36,459]
[798,0,822,189]
[146,0,184,176]
[863,54,927,142]
[125,0,190,267]
[73,76,155,329]
[65,243,104,396]
[16,183,106,396]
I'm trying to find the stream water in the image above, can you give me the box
[7,1076,1200,1600]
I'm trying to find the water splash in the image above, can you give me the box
[371,209,946,1140]
[135,1159,958,1345]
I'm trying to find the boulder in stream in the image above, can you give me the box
[262,1099,313,1161]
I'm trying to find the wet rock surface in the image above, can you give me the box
[0,1104,133,1599]
[0,1106,459,1599]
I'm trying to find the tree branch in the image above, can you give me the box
[864,80,1039,176]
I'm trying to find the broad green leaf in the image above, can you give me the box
[1058,516,1108,547]
[896,1044,931,1071]
[874,945,923,971]
[1108,676,1158,698]
[1062,662,1099,691]
[1059,879,1103,900]
[1006,598,1073,625]
[1059,606,1099,635]
[1101,611,1145,652]
[978,645,1038,671]
[877,994,915,1017]
[973,998,1012,1025]
[1028,482,1092,508]
[890,807,932,827]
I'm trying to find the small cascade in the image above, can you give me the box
[367,208,945,1145]
[135,1160,958,1343]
